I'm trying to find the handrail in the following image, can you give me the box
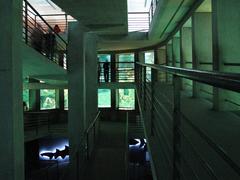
[136,62,240,93]
[85,111,101,159]
[58,111,101,179]
[136,62,240,178]
[85,111,101,135]
[24,0,67,44]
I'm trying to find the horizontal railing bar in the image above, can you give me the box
[181,113,240,177]
[179,130,219,180]
[137,62,240,93]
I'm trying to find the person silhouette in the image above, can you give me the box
[103,61,109,82]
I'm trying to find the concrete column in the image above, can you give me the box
[29,79,40,111]
[166,42,173,83]
[110,53,116,82]
[156,47,166,82]
[68,22,98,179]
[192,12,213,99]
[172,34,181,68]
[181,24,193,91]
[59,89,65,110]
[0,0,24,180]
[68,22,86,180]
[212,0,240,110]
[84,33,98,125]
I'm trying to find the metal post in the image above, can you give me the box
[86,133,89,160]
[173,75,181,180]
[150,68,155,136]
[143,66,146,111]
[93,124,96,145]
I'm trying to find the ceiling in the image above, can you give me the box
[51,0,128,35]
[29,0,208,51]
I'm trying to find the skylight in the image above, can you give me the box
[28,0,64,15]
[128,0,151,12]
[127,0,152,32]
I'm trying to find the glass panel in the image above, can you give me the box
[116,53,135,82]
[40,89,56,110]
[144,51,154,82]
[116,89,135,110]
[64,89,68,110]
[98,54,111,83]
[98,89,111,108]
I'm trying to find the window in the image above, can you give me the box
[116,53,135,82]
[116,89,135,110]
[64,89,68,110]
[144,51,154,82]
[98,54,111,82]
[98,89,111,108]
[40,89,56,110]
[23,89,29,109]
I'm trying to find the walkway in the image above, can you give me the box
[84,121,126,180]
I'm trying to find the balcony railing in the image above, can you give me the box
[23,0,67,69]
[136,62,240,179]
[98,61,135,83]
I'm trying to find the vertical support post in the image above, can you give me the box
[111,53,116,82]
[86,133,89,160]
[150,68,156,136]
[173,75,181,180]
[143,66,146,111]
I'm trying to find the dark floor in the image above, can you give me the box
[84,121,126,180]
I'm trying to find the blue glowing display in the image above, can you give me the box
[39,138,69,162]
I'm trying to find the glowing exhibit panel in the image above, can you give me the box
[39,138,69,162]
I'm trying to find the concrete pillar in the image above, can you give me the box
[110,53,116,82]
[166,41,173,83]
[212,0,240,110]
[59,89,65,110]
[156,47,166,82]
[29,79,40,111]
[68,22,98,179]
[68,22,86,180]
[192,12,213,99]
[181,22,193,91]
[172,33,181,68]
[0,0,24,179]
[84,33,98,125]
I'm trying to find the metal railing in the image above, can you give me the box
[98,62,135,83]
[23,0,67,68]
[136,62,240,179]
[57,111,101,179]
[85,111,101,159]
